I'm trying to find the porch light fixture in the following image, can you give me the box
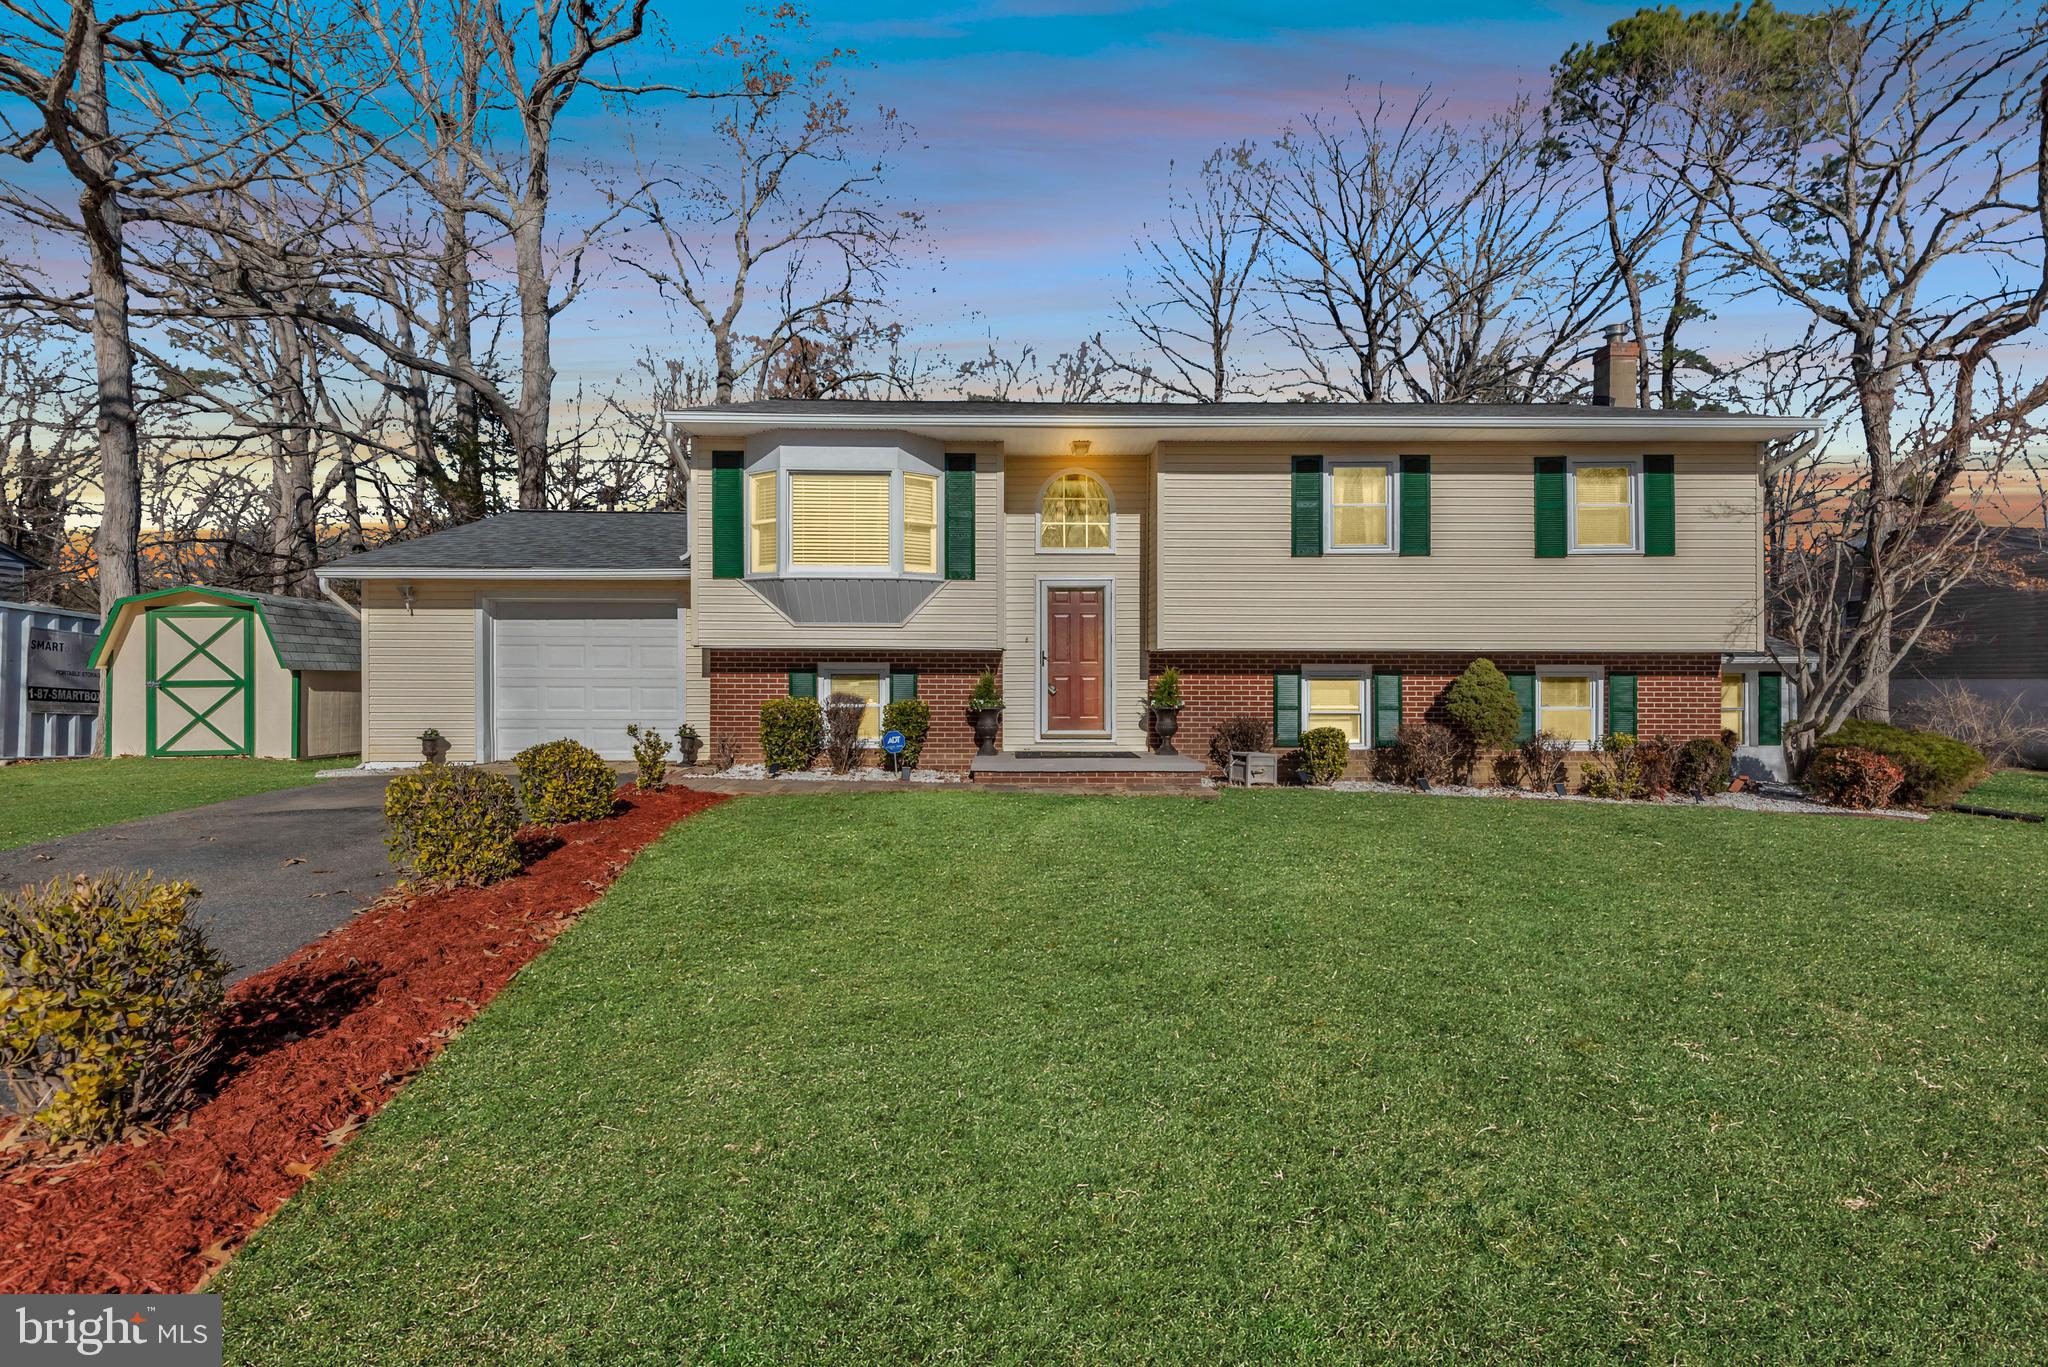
[1069,439,1091,456]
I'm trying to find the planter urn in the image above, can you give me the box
[420,734,450,765]
[1150,705,1182,756]
[971,705,1003,758]
[677,734,702,767]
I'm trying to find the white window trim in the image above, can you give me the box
[1719,669,1750,747]
[743,462,946,581]
[1566,456,1643,555]
[1323,459,1398,554]
[1534,664,1606,751]
[817,661,891,749]
[1035,467,1117,555]
[1299,665,1374,749]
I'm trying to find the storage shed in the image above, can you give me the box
[91,586,362,759]
[2,599,100,760]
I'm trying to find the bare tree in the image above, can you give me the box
[0,311,95,599]
[1686,2,2048,752]
[629,7,922,403]
[1254,91,1622,404]
[1096,145,1268,402]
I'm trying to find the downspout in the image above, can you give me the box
[319,578,362,621]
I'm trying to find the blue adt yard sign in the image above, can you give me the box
[880,729,907,755]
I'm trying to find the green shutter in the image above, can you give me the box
[1758,673,1783,745]
[1291,456,1323,557]
[1372,673,1402,747]
[1509,671,1536,742]
[711,450,744,579]
[1534,457,1567,558]
[1606,672,1638,739]
[788,668,816,699]
[1398,455,1430,556]
[891,668,917,701]
[1274,669,1302,746]
[1644,454,1675,556]
[944,453,975,579]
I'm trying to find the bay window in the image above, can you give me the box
[790,473,891,569]
[903,473,939,575]
[748,472,777,575]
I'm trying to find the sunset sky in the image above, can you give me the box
[564,0,1774,393]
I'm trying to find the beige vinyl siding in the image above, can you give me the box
[1002,454,1148,750]
[692,449,1004,649]
[300,670,362,758]
[1155,441,1764,652]
[359,577,688,764]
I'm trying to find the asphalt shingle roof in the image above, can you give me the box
[319,511,690,574]
[673,398,1774,420]
[237,590,362,672]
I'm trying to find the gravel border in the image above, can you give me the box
[708,763,963,785]
[1318,778,1928,820]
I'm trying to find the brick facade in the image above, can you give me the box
[1148,651,1724,776]
[707,649,1003,771]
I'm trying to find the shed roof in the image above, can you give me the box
[318,511,690,576]
[88,586,360,673]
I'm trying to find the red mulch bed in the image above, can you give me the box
[0,786,727,1295]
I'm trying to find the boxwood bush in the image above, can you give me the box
[385,765,524,886]
[1444,658,1520,751]
[0,873,227,1145]
[1674,737,1734,796]
[1298,727,1350,785]
[760,697,824,773]
[881,697,931,768]
[515,738,620,823]
[1817,719,1985,807]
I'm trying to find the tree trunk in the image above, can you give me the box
[511,195,551,508]
[75,22,140,615]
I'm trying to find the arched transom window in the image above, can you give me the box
[1039,471,1113,551]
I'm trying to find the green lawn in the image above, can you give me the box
[0,756,351,850]
[221,783,2048,1364]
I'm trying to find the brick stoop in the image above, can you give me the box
[968,752,1212,796]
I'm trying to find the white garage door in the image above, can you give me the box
[489,599,681,759]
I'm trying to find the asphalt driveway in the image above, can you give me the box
[0,775,396,982]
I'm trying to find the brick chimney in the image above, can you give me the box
[1591,323,1640,408]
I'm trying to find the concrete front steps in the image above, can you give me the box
[967,751,1212,795]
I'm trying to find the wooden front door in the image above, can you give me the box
[1043,585,1107,735]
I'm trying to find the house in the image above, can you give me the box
[317,338,1814,779]
[0,543,39,599]
[1891,527,2048,767]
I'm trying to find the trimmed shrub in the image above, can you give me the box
[1513,732,1571,791]
[1635,736,1677,799]
[1807,745,1905,809]
[882,697,932,768]
[1298,727,1349,785]
[1444,658,1520,751]
[1817,719,1986,807]
[385,764,524,886]
[623,723,671,792]
[760,696,824,772]
[1675,737,1734,796]
[1582,733,1645,799]
[514,738,619,824]
[1378,722,1461,786]
[823,692,868,773]
[1209,714,1273,769]
[0,873,227,1146]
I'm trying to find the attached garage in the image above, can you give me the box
[91,586,362,759]
[314,512,692,765]
[483,598,684,759]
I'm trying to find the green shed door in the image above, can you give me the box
[147,607,254,756]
